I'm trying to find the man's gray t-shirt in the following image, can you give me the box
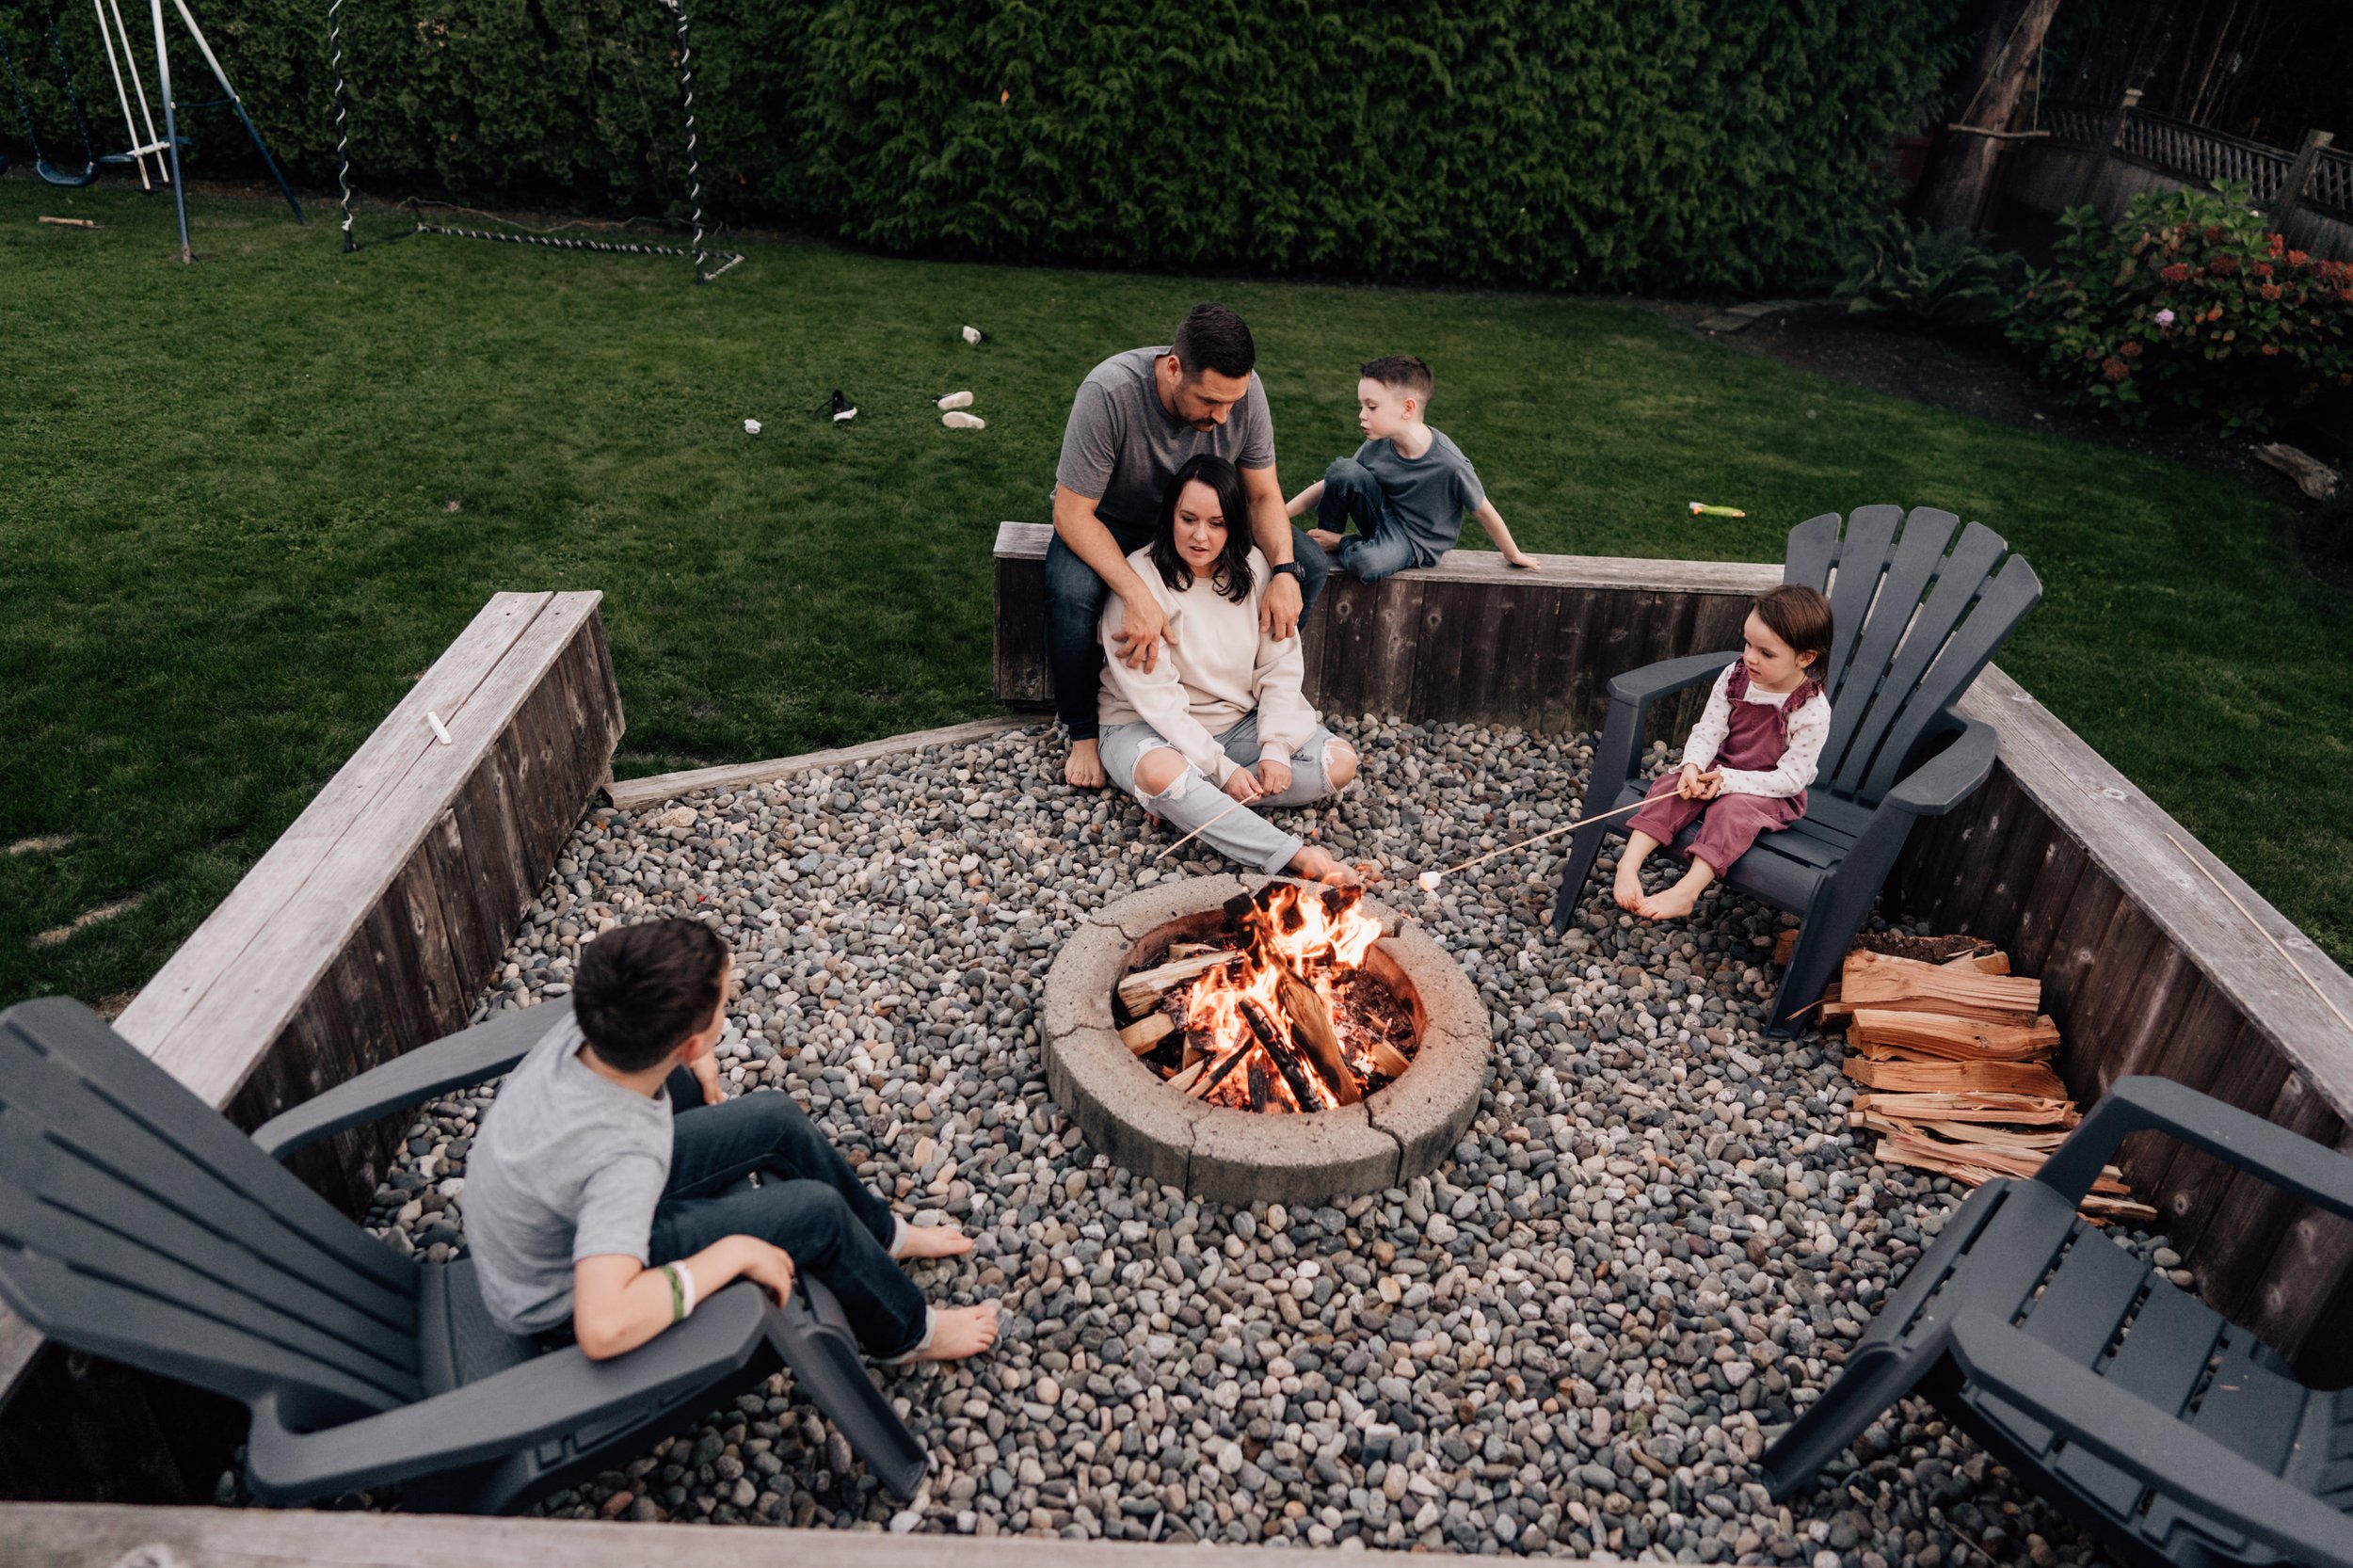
[1353,429,1487,563]
[1055,345,1276,536]
[460,1012,674,1335]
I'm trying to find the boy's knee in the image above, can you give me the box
[1323,456,1372,490]
[1324,740,1357,791]
[1133,746,1189,797]
[1337,539,1401,584]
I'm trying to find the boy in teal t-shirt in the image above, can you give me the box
[1286,355,1539,583]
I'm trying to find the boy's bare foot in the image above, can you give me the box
[1289,845,1361,887]
[906,1303,1001,1363]
[1612,864,1647,913]
[1306,529,1344,551]
[894,1223,974,1261]
[1644,881,1704,920]
[1064,739,1105,789]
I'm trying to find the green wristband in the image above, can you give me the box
[660,1263,684,1324]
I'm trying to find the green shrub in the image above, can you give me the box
[2003,182,2353,431]
[1833,217,2018,328]
[7,0,1968,295]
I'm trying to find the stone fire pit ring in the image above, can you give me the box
[1041,874,1492,1208]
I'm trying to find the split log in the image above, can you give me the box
[1839,950,2041,1022]
[1243,996,1327,1112]
[1945,951,2011,975]
[1847,1009,2059,1061]
[1119,951,1235,1011]
[1368,1040,1413,1080]
[1276,972,1361,1105]
[1843,1056,2068,1097]
[1122,1014,1176,1055]
[1849,1090,2080,1128]
[1247,1054,1273,1112]
[1873,1126,2133,1196]
[1850,1112,2070,1155]
[1188,1036,1256,1099]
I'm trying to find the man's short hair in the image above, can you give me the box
[572,918,728,1073]
[1172,303,1257,381]
[1360,354,1435,402]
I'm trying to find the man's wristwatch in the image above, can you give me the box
[1270,562,1305,583]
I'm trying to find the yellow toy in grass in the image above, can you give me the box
[1689,502,1747,518]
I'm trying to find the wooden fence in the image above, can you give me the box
[0,592,626,1500]
[1000,525,2353,1382]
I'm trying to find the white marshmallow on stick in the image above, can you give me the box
[1416,793,1655,893]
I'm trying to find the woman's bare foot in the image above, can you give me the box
[906,1303,1001,1363]
[894,1223,974,1261]
[1064,739,1105,789]
[1289,845,1361,887]
[1612,863,1647,913]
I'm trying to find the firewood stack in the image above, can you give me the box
[1815,946,2155,1224]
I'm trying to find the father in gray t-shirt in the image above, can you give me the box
[1046,303,1331,788]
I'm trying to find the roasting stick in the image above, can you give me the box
[1415,793,1656,892]
[2169,833,2353,1034]
[1157,764,1361,864]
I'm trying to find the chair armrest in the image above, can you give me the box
[2034,1074,2353,1219]
[245,1279,771,1503]
[1605,651,1735,712]
[1945,1312,2353,1568]
[1879,715,1997,818]
[250,1000,573,1162]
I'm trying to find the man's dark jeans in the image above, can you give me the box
[646,1088,926,1359]
[1044,519,1334,742]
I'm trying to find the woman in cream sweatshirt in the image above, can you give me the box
[1096,454,1362,883]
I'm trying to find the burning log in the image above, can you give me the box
[1242,997,1328,1112]
[1118,950,1236,1012]
[1275,971,1360,1106]
[1368,1039,1412,1080]
[1247,1054,1273,1112]
[1121,1014,1176,1054]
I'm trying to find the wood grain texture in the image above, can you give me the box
[608,716,1037,810]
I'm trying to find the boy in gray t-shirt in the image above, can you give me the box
[461,918,1000,1365]
[1285,355,1540,584]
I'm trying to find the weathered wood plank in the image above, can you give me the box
[607,716,1038,811]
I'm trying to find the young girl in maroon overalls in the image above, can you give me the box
[1614,584,1835,920]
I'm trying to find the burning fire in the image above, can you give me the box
[1180,884,1394,1113]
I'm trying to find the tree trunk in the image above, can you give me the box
[1919,0,2065,232]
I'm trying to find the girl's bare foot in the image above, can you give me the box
[1064,739,1105,789]
[894,1223,975,1261]
[1644,881,1705,920]
[1289,845,1361,887]
[1612,864,1647,913]
[906,1303,1001,1363]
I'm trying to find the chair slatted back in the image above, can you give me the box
[1783,506,2041,804]
[0,999,425,1427]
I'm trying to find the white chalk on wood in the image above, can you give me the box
[943,411,987,430]
[426,712,454,746]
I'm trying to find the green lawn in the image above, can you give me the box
[5,179,2348,1010]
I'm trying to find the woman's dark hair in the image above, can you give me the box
[1149,453,1257,603]
[573,918,728,1072]
[1751,584,1835,672]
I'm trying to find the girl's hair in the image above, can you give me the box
[1150,453,1256,603]
[1752,584,1835,671]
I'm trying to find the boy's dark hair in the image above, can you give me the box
[1360,354,1435,402]
[572,919,728,1072]
[1171,303,1257,381]
[1150,453,1257,604]
[1751,584,1835,672]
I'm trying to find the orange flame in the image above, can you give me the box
[1185,885,1385,1112]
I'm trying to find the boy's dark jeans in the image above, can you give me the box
[1043,516,1334,742]
[646,1087,926,1360]
[1318,456,1431,584]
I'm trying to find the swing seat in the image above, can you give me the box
[35,156,100,187]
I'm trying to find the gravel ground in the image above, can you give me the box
[359,718,2166,1563]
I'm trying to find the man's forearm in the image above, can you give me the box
[1245,473,1294,564]
[1054,485,1151,601]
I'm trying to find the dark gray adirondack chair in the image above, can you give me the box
[1550,506,2041,1034]
[1761,1076,2353,1568]
[0,995,929,1512]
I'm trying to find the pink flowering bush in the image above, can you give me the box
[2004,182,2353,431]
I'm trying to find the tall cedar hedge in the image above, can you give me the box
[8,0,1964,292]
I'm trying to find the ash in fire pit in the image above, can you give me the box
[1115,883,1416,1112]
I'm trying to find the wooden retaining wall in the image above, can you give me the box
[0,591,625,1499]
[1000,527,2353,1382]
[2003,139,2353,263]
